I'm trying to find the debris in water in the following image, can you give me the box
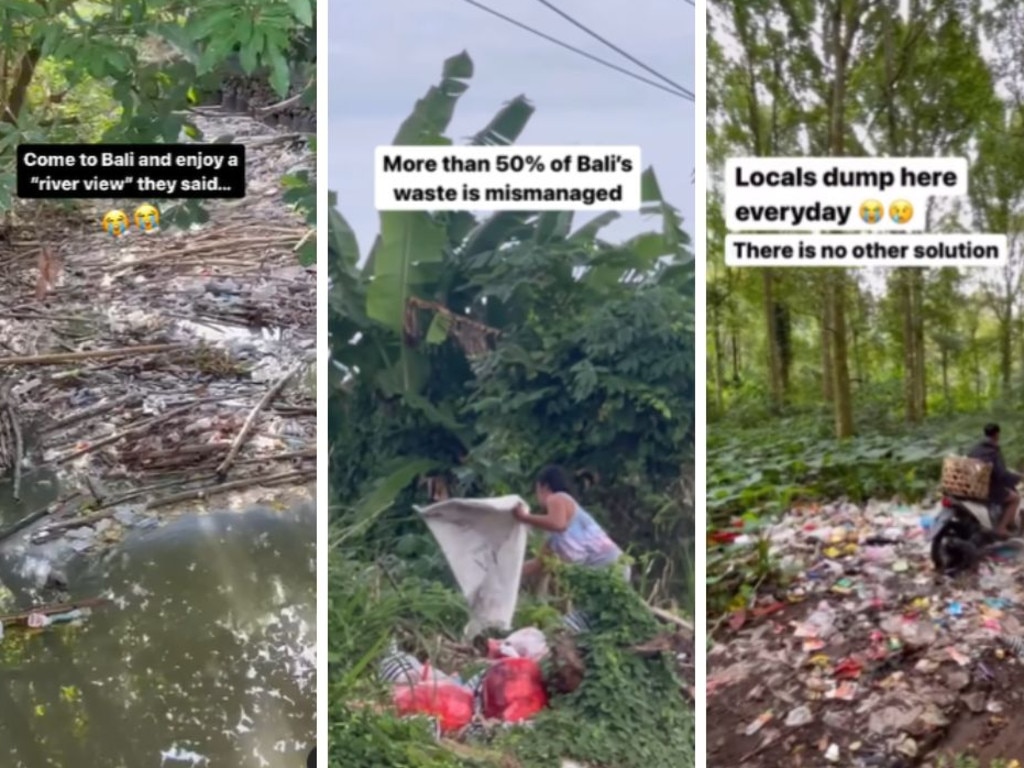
[159,745,209,765]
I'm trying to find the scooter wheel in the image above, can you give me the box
[933,527,980,573]
[931,523,952,570]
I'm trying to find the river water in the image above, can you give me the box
[0,478,316,767]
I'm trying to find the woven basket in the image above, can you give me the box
[941,455,992,500]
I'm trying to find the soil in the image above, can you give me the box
[707,500,1024,768]
[0,105,315,569]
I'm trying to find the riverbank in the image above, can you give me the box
[0,107,315,567]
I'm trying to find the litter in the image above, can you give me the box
[709,497,1024,764]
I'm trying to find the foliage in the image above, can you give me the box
[936,757,1015,768]
[327,519,694,768]
[705,0,1024,430]
[330,52,695,600]
[0,0,316,257]
[705,0,1024,624]
[707,409,1024,525]
[497,565,694,768]
[328,530,474,768]
[705,409,1024,619]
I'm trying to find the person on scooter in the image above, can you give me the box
[968,422,1021,538]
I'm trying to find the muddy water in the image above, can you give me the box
[0,482,315,767]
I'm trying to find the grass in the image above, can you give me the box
[327,528,695,768]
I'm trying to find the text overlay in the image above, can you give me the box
[725,157,968,233]
[724,234,1008,268]
[17,144,246,199]
[374,146,642,211]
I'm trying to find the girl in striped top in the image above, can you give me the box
[514,465,629,581]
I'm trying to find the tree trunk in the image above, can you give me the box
[900,271,918,421]
[711,291,725,415]
[763,270,785,411]
[829,272,855,438]
[731,331,740,384]
[821,300,834,402]
[824,0,860,439]
[911,270,927,418]
[941,346,950,411]
[1000,299,1012,393]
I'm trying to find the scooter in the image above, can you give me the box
[930,491,1024,572]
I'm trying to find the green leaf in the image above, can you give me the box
[189,8,237,41]
[197,35,236,75]
[425,313,451,344]
[365,211,446,332]
[265,44,291,98]
[353,459,440,523]
[285,0,313,26]
[0,0,45,17]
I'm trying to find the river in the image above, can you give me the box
[0,478,316,767]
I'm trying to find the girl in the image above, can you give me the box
[514,465,629,581]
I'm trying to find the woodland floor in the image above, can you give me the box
[0,107,315,563]
[707,500,1024,768]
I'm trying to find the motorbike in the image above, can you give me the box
[930,491,1023,572]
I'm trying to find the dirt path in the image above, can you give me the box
[0,108,315,561]
[707,500,1024,768]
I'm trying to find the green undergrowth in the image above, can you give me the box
[328,536,694,768]
[706,411,1024,624]
[936,756,1015,768]
[708,411,1024,527]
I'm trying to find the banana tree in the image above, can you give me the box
[329,51,693,523]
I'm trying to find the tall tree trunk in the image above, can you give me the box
[900,271,918,421]
[1000,298,1012,393]
[911,270,927,418]
[711,291,725,414]
[829,272,855,438]
[824,0,860,439]
[821,302,834,402]
[940,346,950,412]
[763,270,785,411]
[731,332,740,383]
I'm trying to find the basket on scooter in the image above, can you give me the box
[941,455,992,501]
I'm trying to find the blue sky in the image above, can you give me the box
[327,0,695,258]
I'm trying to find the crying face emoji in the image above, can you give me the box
[889,199,914,225]
[102,210,129,237]
[133,204,160,233]
[859,199,884,225]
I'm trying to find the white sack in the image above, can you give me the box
[414,495,527,637]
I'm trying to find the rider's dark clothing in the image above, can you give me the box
[968,437,1021,503]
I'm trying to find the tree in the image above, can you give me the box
[331,53,695,597]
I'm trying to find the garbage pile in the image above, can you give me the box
[0,106,315,568]
[707,500,1024,767]
[380,624,574,738]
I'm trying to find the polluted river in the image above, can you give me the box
[0,105,317,766]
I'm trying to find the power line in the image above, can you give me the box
[532,0,695,100]
[458,0,693,102]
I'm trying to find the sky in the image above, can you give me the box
[328,0,695,259]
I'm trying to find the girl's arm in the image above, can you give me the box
[514,496,572,532]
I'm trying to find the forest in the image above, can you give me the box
[706,1,1024,764]
[329,53,695,767]
[706,0,1024,527]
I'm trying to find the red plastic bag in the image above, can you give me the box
[481,657,548,722]
[392,681,474,733]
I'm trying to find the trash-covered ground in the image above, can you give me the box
[707,499,1024,767]
[374,604,694,768]
[0,107,315,578]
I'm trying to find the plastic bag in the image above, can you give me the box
[486,627,550,661]
[481,657,548,722]
[392,680,474,733]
